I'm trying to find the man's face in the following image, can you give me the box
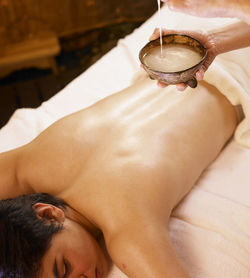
[39,218,109,278]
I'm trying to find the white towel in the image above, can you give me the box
[204,50,250,148]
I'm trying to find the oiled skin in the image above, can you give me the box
[0,77,237,278]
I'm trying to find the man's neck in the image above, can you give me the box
[65,205,102,239]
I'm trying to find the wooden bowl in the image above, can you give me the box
[139,34,207,88]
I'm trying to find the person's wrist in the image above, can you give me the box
[206,31,221,56]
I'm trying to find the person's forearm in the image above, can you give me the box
[163,0,250,24]
[208,21,250,55]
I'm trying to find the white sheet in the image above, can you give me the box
[1,5,250,278]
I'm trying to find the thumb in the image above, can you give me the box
[196,52,216,80]
[149,28,161,41]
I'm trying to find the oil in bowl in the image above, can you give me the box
[139,34,207,88]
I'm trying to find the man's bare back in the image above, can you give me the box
[0,77,237,278]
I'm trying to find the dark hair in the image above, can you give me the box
[0,193,67,278]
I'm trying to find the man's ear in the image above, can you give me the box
[32,203,65,223]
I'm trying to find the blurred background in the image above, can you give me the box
[0,0,157,128]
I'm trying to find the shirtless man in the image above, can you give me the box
[0,76,237,278]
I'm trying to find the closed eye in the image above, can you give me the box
[63,259,71,278]
[53,260,59,278]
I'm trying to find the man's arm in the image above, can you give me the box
[106,223,190,278]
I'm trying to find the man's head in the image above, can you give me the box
[0,193,66,278]
[0,193,109,278]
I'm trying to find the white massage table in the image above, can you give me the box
[1,5,250,278]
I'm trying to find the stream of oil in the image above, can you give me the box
[157,0,163,57]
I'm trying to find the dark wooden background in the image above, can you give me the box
[0,0,158,128]
[0,0,157,45]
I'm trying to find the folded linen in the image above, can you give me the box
[204,50,250,148]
